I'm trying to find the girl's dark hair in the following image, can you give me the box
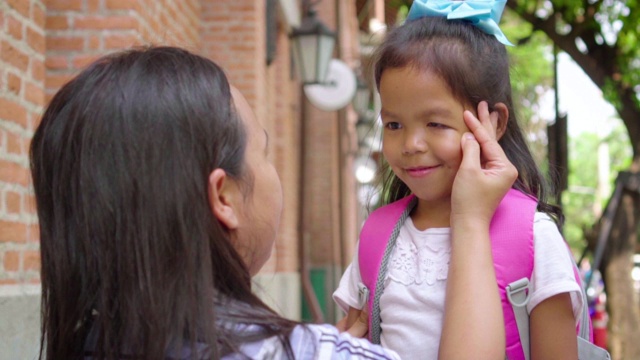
[31,46,296,359]
[373,17,562,223]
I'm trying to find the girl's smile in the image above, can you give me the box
[404,165,441,178]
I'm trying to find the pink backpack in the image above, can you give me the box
[357,188,598,360]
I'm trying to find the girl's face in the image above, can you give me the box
[231,87,284,275]
[380,66,470,211]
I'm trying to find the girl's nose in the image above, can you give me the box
[402,132,428,155]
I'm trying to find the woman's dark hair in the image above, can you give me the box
[31,46,296,359]
[373,17,562,223]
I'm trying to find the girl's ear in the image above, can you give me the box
[208,168,239,230]
[494,102,509,140]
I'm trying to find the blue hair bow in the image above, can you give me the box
[407,0,514,46]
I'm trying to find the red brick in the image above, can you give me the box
[46,73,74,89]
[104,33,139,49]
[45,15,69,30]
[87,0,101,12]
[0,97,28,127]
[7,14,23,41]
[1,41,29,72]
[28,110,42,131]
[7,72,22,95]
[27,224,40,243]
[72,54,100,69]
[0,159,30,186]
[24,194,37,215]
[32,3,45,27]
[7,0,30,18]
[6,130,24,155]
[23,251,41,271]
[45,55,69,70]
[5,190,22,214]
[25,81,44,106]
[88,35,101,50]
[47,35,84,52]
[106,0,136,10]
[0,279,19,285]
[31,58,45,83]
[27,27,45,54]
[47,0,83,11]
[74,15,137,30]
[0,221,28,243]
[3,251,20,271]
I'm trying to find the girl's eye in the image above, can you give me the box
[427,122,448,129]
[385,122,402,130]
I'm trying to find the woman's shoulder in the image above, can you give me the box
[227,324,399,360]
[289,324,400,360]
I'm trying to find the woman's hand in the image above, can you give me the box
[451,101,518,227]
[337,307,369,338]
[345,308,369,338]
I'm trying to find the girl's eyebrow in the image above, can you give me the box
[381,107,454,120]
[380,108,398,119]
[418,107,453,119]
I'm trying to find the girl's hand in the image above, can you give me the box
[451,101,518,227]
[442,103,511,359]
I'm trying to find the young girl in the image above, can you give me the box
[334,1,584,360]
[32,46,516,359]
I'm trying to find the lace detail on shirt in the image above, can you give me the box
[387,238,450,286]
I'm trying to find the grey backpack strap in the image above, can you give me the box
[567,287,611,359]
[507,277,531,360]
[574,266,612,359]
[508,277,611,360]
[369,197,417,344]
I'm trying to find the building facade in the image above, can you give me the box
[0,0,390,357]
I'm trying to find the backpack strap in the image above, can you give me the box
[506,278,532,360]
[569,252,594,342]
[508,261,610,360]
[358,195,417,343]
[491,189,537,360]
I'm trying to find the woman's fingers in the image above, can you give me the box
[346,309,369,338]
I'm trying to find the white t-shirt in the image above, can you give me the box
[333,213,584,360]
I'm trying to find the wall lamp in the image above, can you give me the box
[289,1,336,85]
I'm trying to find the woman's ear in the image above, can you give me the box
[208,168,239,230]
[494,102,509,140]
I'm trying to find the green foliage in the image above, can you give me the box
[503,11,554,163]
[509,0,640,148]
[562,122,632,252]
[562,132,600,252]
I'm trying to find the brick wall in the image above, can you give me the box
[0,0,363,328]
[45,0,200,103]
[0,0,45,285]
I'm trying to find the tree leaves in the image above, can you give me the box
[507,0,640,154]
